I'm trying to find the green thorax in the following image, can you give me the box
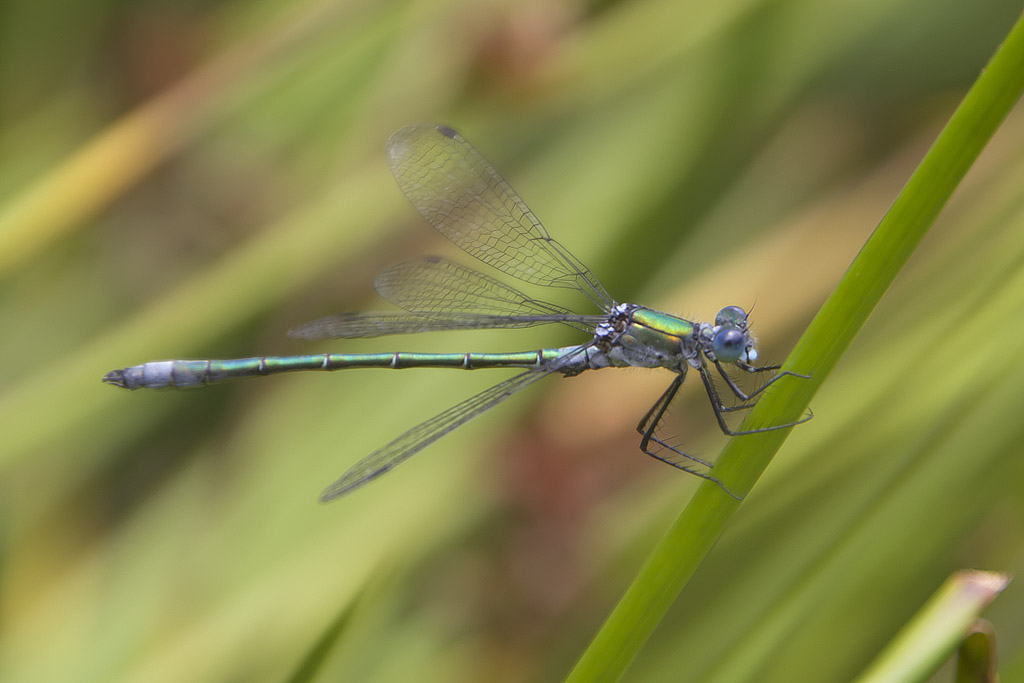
[629,307,696,339]
[608,306,696,369]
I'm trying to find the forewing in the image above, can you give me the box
[386,124,613,308]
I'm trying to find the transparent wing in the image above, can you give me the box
[291,313,523,339]
[290,257,605,339]
[319,344,592,501]
[377,256,606,334]
[289,311,600,339]
[320,369,546,501]
[386,124,614,310]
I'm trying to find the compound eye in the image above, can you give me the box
[712,327,746,363]
[715,305,747,328]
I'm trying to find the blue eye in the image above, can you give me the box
[712,328,745,363]
[715,306,747,328]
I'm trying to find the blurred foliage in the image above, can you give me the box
[1,0,1022,682]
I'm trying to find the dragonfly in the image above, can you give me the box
[103,123,809,501]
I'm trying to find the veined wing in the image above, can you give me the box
[291,256,605,339]
[319,343,591,501]
[288,311,601,339]
[376,257,584,319]
[386,124,614,310]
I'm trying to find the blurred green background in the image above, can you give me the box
[2,0,1023,681]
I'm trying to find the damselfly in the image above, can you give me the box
[104,124,809,500]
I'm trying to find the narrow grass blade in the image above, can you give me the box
[569,12,1024,681]
[851,571,1009,683]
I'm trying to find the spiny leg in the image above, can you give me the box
[636,373,682,445]
[713,364,812,414]
[699,362,813,436]
[637,374,713,468]
[715,360,810,403]
[636,374,740,499]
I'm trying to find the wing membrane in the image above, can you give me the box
[386,124,614,309]
[376,257,573,317]
[291,256,604,339]
[319,344,591,500]
[289,311,601,339]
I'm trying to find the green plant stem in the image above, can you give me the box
[568,11,1024,682]
[851,571,1008,683]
